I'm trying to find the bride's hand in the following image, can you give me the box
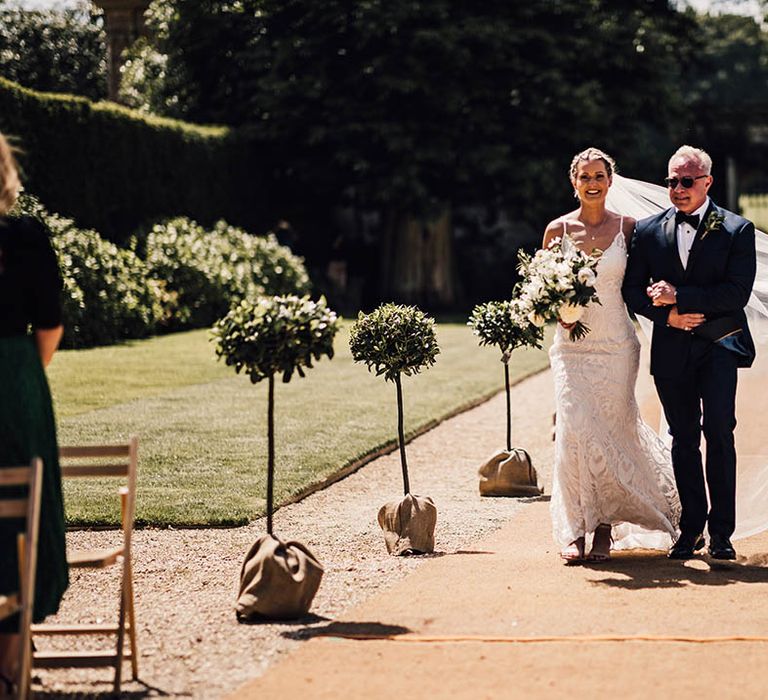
[558,319,576,330]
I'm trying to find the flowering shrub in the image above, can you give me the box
[11,194,163,347]
[11,195,313,347]
[515,238,600,341]
[145,217,310,330]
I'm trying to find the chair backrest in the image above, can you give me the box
[0,457,43,700]
[59,436,138,562]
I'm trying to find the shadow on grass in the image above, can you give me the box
[583,550,768,589]
[282,620,412,642]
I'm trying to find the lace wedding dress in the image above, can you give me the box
[549,222,681,550]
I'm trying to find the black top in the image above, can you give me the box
[0,215,62,336]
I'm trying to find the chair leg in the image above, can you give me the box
[17,637,31,700]
[125,558,139,679]
[113,586,127,694]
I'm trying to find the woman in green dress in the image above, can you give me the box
[0,132,68,692]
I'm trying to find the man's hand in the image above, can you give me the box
[647,280,677,306]
[666,305,705,332]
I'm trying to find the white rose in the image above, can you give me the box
[528,311,546,328]
[558,303,584,324]
[577,267,596,286]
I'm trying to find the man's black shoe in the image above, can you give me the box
[668,533,705,559]
[708,534,736,560]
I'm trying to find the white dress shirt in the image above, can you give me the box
[676,197,710,269]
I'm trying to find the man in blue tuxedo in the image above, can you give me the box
[623,145,756,560]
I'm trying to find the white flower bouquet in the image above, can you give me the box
[514,238,600,341]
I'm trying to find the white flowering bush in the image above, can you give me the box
[515,238,600,341]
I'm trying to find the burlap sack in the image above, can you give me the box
[235,534,323,620]
[377,493,437,555]
[478,448,543,497]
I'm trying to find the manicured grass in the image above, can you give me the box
[48,325,551,526]
[740,194,768,231]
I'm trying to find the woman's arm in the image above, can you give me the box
[36,325,63,367]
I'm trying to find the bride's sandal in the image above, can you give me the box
[560,536,585,564]
[587,524,613,562]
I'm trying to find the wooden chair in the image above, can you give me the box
[0,457,43,700]
[33,436,139,694]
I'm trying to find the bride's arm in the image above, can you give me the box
[622,222,672,326]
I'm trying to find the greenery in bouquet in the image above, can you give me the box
[349,304,439,494]
[212,295,340,532]
[468,300,543,451]
[515,239,600,341]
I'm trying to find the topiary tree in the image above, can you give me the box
[212,294,339,619]
[349,303,439,554]
[468,300,544,497]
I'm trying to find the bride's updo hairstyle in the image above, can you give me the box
[569,147,617,182]
[0,132,20,216]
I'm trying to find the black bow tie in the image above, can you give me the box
[675,211,700,228]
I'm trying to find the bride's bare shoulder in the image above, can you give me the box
[617,213,636,246]
[542,212,576,248]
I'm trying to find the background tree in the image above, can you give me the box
[681,11,768,201]
[121,0,695,308]
[0,0,107,100]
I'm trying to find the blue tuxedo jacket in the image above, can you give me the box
[622,201,756,377]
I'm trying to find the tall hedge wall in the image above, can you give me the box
[0,77,270,241]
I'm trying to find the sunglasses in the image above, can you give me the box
[664,175,708,189]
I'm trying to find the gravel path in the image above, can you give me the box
[32,370,555,698]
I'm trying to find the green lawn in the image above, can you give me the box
[48,324,551,526]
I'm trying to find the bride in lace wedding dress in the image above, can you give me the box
[544,148,682,563]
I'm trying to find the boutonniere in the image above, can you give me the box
[701,212,725,240]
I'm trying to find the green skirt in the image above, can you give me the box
[0,335,68,629]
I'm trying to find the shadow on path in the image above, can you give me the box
[33,679,175,699]
[282,620,412,641]
[583,551,768,589]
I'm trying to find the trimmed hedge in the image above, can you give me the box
[0,77,269,241]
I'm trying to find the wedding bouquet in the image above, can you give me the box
[515,238,600,341]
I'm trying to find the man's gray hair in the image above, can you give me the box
[669,145,713,175]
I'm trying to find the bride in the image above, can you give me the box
[544,147,683,563]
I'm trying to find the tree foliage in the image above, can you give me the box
[127,0,692,223]
[0,0,107,100]
[349,303,439,383]
[468,301,543,356]
[212,295,340,384]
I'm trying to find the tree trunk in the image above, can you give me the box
[266,373,275,535]
[395,374,410,495]
[504,361,511,452]
[379,207,457,307]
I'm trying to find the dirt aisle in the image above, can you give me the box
[231,357,768,700]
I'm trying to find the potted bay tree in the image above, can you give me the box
[213,295,339,619]
[468,299,544,497]
[349,303,439,555]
